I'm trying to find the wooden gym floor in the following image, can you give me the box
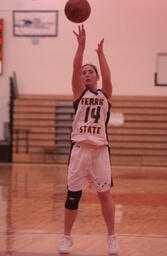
[0,163,167,255]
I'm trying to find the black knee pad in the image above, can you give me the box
[65,190,82,210]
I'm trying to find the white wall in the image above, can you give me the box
[0,0,167,139]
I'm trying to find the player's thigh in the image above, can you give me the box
[67,144,89,190]
[92,146,112,191]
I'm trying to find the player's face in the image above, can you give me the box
[82,65,98,91]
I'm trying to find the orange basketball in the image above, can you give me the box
[64,0,91,23]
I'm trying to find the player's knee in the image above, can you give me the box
[65,190,82,210]
[97,190,111,203]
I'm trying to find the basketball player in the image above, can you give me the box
[59,25,119,255]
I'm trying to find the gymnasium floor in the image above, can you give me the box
[0,163,167,255]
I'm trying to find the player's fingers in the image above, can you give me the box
[73,30,78,37]
[99,39,104,46]
[81,24,86,36]
[82,24,85,31]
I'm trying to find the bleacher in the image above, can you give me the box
[12,95,167,166]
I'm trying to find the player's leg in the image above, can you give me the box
[97,190,119,254]
[60,190,82,253]
[97,189,115,235]
[60,143,88,253]
[92,146,119,254]
[64,190,82,235]
[92,146,115,234]
[62,144,87,235]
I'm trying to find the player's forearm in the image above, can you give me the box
[72,45,85,98]
[73,45,84,71]
[98,51,111,82]
[98,51,112,98]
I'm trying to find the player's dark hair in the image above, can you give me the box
[82,64,99,79]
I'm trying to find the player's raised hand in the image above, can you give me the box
[95,39,104,55]
[73,24,86,49]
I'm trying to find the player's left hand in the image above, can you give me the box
[95,39,104,55]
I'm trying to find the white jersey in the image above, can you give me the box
[71,88,111,146]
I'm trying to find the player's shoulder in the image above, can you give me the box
[97,89,111,103]
[73,88,88,111]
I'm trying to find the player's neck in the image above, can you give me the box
[86,84,97,92]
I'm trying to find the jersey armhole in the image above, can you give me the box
[73,88,88,112]
[97,89,112,106]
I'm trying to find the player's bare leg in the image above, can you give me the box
[97,190,119,254]
[97,190,115,235]
[59,209,77,253]
[64,208,78,235]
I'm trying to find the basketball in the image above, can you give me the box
[64,0,91,23]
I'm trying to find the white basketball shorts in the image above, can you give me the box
[67,143,113,192]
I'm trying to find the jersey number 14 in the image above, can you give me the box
[84,106,101,123]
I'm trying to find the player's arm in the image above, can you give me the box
[96,39,112,100]
[72,25,86,100]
